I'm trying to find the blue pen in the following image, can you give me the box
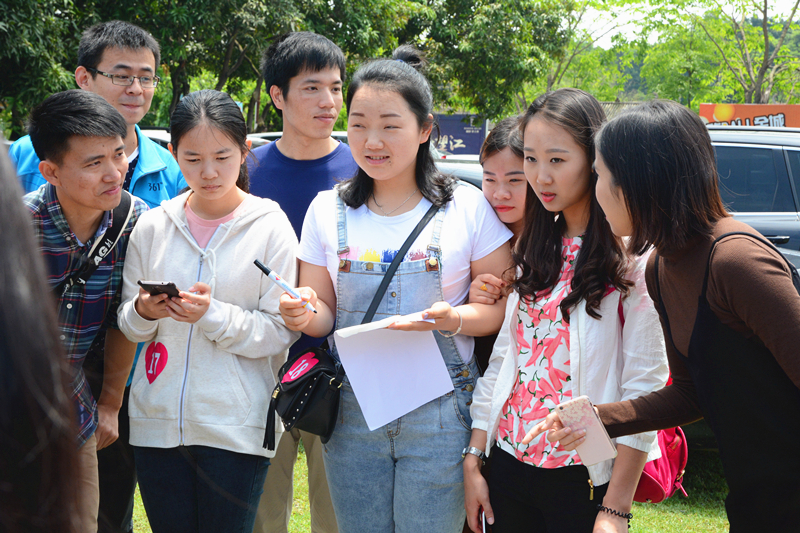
[254,259,318,314]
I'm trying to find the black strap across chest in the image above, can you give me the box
[360,203,439,324]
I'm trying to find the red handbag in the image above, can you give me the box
[633,425,689,503]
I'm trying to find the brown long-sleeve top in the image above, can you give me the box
[597,217,800,437]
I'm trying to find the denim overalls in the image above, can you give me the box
[323,195,480,532]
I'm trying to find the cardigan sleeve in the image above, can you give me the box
[598,252,704,437]
[471,292,517,441]
[707,235,800,389]
[613,250,670,452]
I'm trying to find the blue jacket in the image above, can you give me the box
[10,125,185,209]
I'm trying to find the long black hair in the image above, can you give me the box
[514,88,631,320]
[170,89,251,193]
[595,100,729,257]
[337,45,454,208]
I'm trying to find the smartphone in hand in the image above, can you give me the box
[556,395,617,465]
[137,280,180,298]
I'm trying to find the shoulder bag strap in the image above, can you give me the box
[361,203,440,324]
[54,191,135,296]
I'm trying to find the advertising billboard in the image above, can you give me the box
[434,114,487,156]
[699,103,800,127]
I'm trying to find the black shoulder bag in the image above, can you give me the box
[53,191,135,296]
[264,203,440,450]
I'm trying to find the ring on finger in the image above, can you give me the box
[480,284,487,291]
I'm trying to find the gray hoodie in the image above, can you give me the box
[118,192,300,457]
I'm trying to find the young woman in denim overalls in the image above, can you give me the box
[279,45,513,532]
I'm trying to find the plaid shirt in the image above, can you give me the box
[24,184,147,446]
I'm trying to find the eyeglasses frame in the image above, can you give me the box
[86,67,161,88]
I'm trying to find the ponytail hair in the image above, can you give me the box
[170,89,250,193]
[337,45,454,208]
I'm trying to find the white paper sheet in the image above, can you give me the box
[334,314,454,430]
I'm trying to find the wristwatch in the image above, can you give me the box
[462,446,486,463]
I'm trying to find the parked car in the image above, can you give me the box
[436,160,482,189]
[708,126,800,267]
[140,127,171,149]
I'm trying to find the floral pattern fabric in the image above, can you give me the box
[496,236,582,468]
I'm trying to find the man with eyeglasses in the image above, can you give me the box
[9,21,185,533]
[9,20,185,208]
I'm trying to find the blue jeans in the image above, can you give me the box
[134,445,269,533]
[323,380,472,532]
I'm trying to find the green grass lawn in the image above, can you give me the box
[133,448,729,532]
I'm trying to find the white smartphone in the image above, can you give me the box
[481,510,486,533]
[556,395,617,465]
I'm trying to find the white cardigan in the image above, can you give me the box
[470,250,669,485]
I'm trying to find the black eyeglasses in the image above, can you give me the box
[87,67,160,88]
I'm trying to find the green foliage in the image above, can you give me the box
[0,0,79,139]
[640,18,738,110]
[643,0,800,103]
[418,0,569,120]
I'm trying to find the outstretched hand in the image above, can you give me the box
[387,302,459,333]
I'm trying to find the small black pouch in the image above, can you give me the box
[264,345,344,451]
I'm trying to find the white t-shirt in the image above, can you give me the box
[298,184,513,361]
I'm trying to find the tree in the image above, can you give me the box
[403,0,568,120]
[0,0,78,139]
[543,0,630,93]
[640,17,737,108]
[700,0,800,102]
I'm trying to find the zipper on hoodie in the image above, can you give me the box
[179,254,204,445]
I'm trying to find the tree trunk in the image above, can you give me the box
[247,75,263,133]
[169,62,190,118]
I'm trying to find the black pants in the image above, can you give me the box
[85,335,137,533]
[488,446,608,533]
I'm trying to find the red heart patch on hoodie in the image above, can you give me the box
[282,351,319,383]
[145,341,168,384]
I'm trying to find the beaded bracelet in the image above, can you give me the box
[596,504,633,525]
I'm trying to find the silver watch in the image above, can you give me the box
[461,446,486,463]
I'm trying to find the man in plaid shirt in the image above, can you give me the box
[23,89,148,532]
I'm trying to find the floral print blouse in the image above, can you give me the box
[496,236,582,468]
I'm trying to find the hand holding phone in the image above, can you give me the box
[556,395,617,465]
[138,280,181,298]
[135,280,181,321]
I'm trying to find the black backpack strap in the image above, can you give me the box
[54,191,134,296]
[361,203,440,324]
